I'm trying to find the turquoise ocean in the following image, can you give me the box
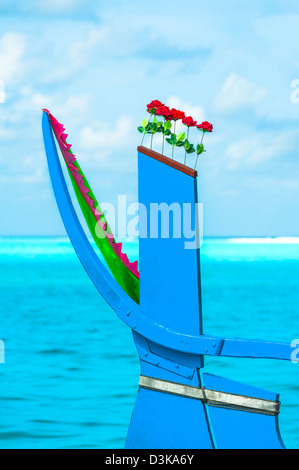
[0,236,298,449]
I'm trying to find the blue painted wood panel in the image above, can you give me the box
[138,149,202,337]
[203,373,285,449]
[125,387,214,449]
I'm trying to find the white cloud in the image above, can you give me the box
[54,95,91,128]
[226,130,298,169]
[0,1,298,236]
[0,125,14,139]
[254,14,299,54]
[0,87,55,127]
[0,167,46,184]
[31,0,81,13]
[75,116,138,173]
[20,88,54,109]
[0,33,26,83]
[214,74,268,112]
[167,96,204,122]
[0,79,5,103]
[79,116,135,150]
[70,29,108,67]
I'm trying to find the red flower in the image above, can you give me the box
[197,121,213,132]
[146,100,165,113]
[170,108,185,121]
[156,105,174,121]
[182,116,197,127]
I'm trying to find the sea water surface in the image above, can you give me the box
[0,236,298,449]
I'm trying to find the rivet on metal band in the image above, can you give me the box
[139,375,280,416]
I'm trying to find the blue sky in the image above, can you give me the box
[0,0,298,236]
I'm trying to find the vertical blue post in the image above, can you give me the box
[125,147,214,449]
[138,147,202,337]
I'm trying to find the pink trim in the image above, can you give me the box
[44,109,139,279]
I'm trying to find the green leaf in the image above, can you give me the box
[153,116,157,124]
[141,118,148,128]
[170,133,177,144]
[184,140,191,151]
[151,123,157,132]
[187,146,195,154]
[164,129,171,136]
[166,138,173,145]
[137,126,144,133]
[164,120,172,131]
[176,141,184,147]
[177,132,185,142]
[145,123,152,131]
[196,143,204,155]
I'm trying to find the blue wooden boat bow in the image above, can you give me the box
[42,111,296,449]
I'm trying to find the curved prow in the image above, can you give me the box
[42,111,138,314]
[43,109,139,303]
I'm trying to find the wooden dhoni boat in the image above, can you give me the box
[42,110,296,449]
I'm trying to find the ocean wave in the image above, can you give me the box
[225,237,299,244]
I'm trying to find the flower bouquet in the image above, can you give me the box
[138,100,213,170]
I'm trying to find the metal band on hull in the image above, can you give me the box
[139,376,280,416]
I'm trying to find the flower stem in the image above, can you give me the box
[141,114,153,146]
[194,132,205,170]
[171,120,177,159]
[150,133,153,149]
[162,118,165,155]
[184,127,189,165]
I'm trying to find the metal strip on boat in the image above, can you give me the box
[139,376,280,416]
